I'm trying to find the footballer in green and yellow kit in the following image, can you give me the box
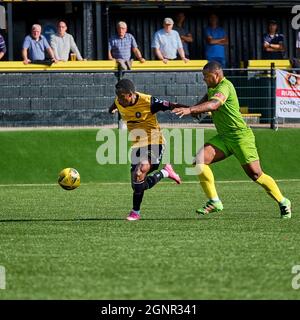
[173,61,291,218]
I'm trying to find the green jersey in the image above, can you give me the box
[207,77,248,135]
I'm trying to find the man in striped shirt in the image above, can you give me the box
[108,21,145,70]
[0,33,6,60]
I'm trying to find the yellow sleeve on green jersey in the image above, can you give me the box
[209,81,230,105]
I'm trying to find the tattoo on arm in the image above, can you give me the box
[190,98,221,114]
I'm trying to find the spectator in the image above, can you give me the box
[296,30,300,58]
[50,20,84,61]
[0,33,6,60]
[204,14,228,68]
[108,21,145,70]
[173,12,193,59]
[263,20,285,59]
[22,24,57,64]
[292,31,300,74]
[152,17,189,64]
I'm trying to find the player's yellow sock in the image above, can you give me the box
[196,164,219,200]
[255,173,284,203]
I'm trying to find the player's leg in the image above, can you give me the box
[127,145,181,221]
[127,160,151,221]
[195,143,226,200]
[242,160,292,218]
[195,140,228,215]
[231,128,291,218]
[146,144,181,186]
[129,162,180,221]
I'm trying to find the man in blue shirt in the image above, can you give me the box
[262,20,285,59]
[152,17,189,64]
[205,14,228,68]
[22,24,57,64]
[108,21,145,70]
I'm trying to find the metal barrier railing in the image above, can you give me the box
[122,67,281,129]
[0,66,299,128]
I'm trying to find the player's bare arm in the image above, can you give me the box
[172,97,223,118]
[168,102,190,109]
[190,97,222,113]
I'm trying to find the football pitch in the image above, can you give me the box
[0,180,299,299]
[0,128,300,299]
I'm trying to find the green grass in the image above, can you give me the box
[0,180,299,299]
[0,128,299,299]
[0,128,300,184]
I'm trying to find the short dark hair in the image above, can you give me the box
[268,19,277,25]
[203,61,222,72]
[57,19,68,27]
[115,78,135,94]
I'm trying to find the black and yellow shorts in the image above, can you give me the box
[130,144,164,173]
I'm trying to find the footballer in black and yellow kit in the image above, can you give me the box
[109,78,182,221]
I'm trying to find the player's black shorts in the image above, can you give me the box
[130,144,164,173]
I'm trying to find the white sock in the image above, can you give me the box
[160,169,169,178]
[210,197,220,202]
[279,197,286,205]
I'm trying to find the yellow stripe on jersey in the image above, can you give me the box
[115,92,164,148]
[209,96,225,105]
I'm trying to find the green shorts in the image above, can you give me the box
[208,128,259,165]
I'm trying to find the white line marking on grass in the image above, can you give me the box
[0,179,299,187]
[0,183,58,187]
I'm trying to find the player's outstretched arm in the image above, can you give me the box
[168,102,191,110]
[172,98,222,118]
[150,97,190,114]
[108,102,118,114]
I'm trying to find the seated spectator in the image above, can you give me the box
[108,21,145,70]
[204,14,228,68]
[173,12,193,59]
[0,33,6,60]
[50,20,84,61]
[22,24,57,64]
[152,17,189,64]
[263,20,285,59]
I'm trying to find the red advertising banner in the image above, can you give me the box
[276,69,300,118]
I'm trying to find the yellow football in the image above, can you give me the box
[58,168,80,190]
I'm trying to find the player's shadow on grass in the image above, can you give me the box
[0,217,200,223]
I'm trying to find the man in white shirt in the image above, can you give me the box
[51,20,84,61]
[151,17,189,64]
